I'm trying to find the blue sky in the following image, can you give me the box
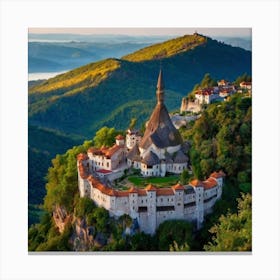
[29,28,251,38]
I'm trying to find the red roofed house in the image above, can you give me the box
[240,81,252,90]
[87,135,126,174]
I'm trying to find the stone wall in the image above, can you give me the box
[78,157,224,234]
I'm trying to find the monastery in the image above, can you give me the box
[77,70,225,234]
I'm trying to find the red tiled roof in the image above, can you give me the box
[96,169,112,174]
[87,175,116,197]
[128,186,138,193]
[88,144,123,158]
[156,188,174,196]
[145,184,157,191]
[190,179,204,187]
[240,81,251,86]
[78,162,89,179]
[104,144,122,158]
[115,191,130,197]
[87,147,96,154]
[195,88,215,96]
[210,170,226,178]
[100,146,109,152]
[115,134,125,140]
[172,183,185,191]
[77,153,88,161]
[202,178,217,189]
[137,189,147,196]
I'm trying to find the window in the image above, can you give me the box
[107,162,109,168]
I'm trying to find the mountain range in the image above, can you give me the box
[28,33,252,208]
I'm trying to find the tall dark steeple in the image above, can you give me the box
[139,69,183,150]
[156,69,164,104]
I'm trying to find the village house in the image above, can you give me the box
[240,81,252,90]
[126,129,142,150]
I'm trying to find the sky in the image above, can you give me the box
[29,28,251,38]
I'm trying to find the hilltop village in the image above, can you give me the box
[180,79,251,113]
[171,77,252,128]
[77,70,226,234]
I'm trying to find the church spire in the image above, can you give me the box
[156,68,164,104]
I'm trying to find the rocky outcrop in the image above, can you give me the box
[52,205,71,233]
[180,97,188,113]
[71,217,95,251]
[71,217,108,251]
[180,97,201,114]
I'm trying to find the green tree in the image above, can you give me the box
[180,169,190,185]
[156,220,193,251]
[234,73,252,86]
[130,232,155,251]
[44,139,94,213]
[93,127,121,148]
[200,73,217,88]
[89,207,110,233]
[200,158,214,178]
[75,197,96,218]
[129,118,137,130]
[204,193,252,251]
[169,240,190,251]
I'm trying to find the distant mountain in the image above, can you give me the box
[28,33,173,44]
[28,41,156,73]
[29,34,251,138]
[215,36,252,51]
[28,56,63,73]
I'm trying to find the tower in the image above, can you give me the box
[139,69,183,153]
[156,68,164,104]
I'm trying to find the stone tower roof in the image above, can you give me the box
[141,151,160,166]
[173,149,189,163]
[127,143,141,161]
[139,69,183,149]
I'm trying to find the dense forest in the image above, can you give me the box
[28,90,252,251]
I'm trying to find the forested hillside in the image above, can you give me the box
[28,125,81,205]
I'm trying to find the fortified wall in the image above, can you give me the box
[77,154,225,234]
